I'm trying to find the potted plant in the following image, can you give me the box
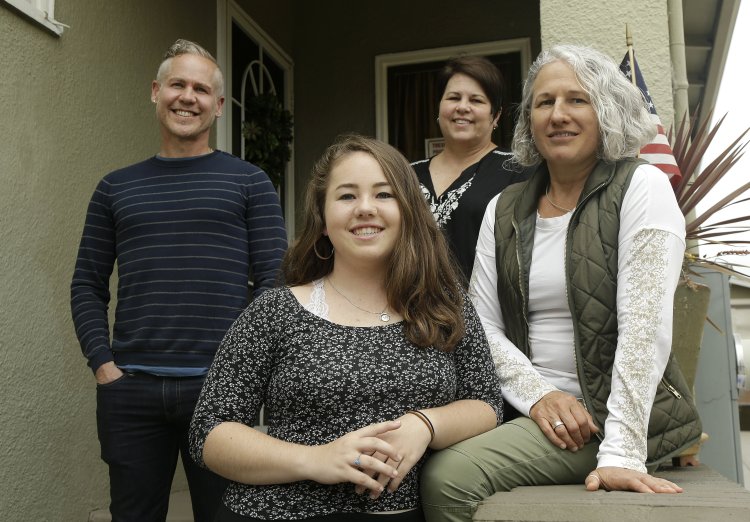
[242,93,294,188]
[670,110,750,390]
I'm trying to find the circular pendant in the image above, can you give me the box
[380,312,390,322]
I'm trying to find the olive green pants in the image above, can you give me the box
[420,417,599,522]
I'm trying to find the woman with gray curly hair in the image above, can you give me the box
[420,44,702,521]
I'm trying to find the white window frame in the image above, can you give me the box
[2,0,66,35]
[374,38,532,143]
[216,0,295,238]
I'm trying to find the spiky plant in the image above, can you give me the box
[670,110,750,278]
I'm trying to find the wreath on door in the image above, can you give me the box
[242,93,293,187]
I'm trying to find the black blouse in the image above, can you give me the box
[413,148,530,284]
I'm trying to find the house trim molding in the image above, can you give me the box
[374,38,532,142]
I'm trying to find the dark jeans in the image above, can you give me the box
[97,372,228,522]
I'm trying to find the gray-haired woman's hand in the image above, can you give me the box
[586,467,683,493]
[529,391,599,451]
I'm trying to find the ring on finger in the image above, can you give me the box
[587,471,608,490]
[552,420,565,430]
[353,454,362,468]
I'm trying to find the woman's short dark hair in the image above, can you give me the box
[437,55,504,117]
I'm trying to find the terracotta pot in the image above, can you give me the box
[672,279,711,391]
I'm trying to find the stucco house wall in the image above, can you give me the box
[540,0,675,130]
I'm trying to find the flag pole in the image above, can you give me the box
[626,24,636,87]
[626,23,640,159]
[619,24,683,187]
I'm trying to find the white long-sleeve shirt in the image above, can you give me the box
[470,164,685,471]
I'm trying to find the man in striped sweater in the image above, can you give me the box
[71,39,287,522]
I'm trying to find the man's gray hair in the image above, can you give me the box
[156,39,224,96]
[512,44,656,166]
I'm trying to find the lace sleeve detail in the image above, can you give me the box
[598,228,683,471]
[485,334,558,414]
[469,219,557,416]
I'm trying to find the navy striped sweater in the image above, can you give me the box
[71,151,287,372]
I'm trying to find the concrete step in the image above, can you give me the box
[89,453,750,521]
[88,490,193,522]
[474,465,750,521]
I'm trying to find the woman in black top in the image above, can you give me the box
[413,56,529,284]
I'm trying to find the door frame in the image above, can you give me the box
[216,0,295,237]
[374,38,532,144]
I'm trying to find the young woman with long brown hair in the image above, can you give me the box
[189,134,502,521]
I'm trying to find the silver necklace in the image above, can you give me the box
[545,184,575,213]
[326,277,391,322]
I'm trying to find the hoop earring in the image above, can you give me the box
[313,240,334,260]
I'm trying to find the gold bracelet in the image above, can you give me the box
[405,410,435,443]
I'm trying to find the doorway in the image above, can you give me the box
[216,0,295,236]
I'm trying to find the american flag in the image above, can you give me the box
[619,50,682,187]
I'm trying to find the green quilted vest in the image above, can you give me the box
[493,158,702,466]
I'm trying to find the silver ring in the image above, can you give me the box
[552,420,565,430]
[353,454,362,467]
[587,472,600,482]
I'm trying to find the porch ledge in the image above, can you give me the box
[473,465,750,521]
